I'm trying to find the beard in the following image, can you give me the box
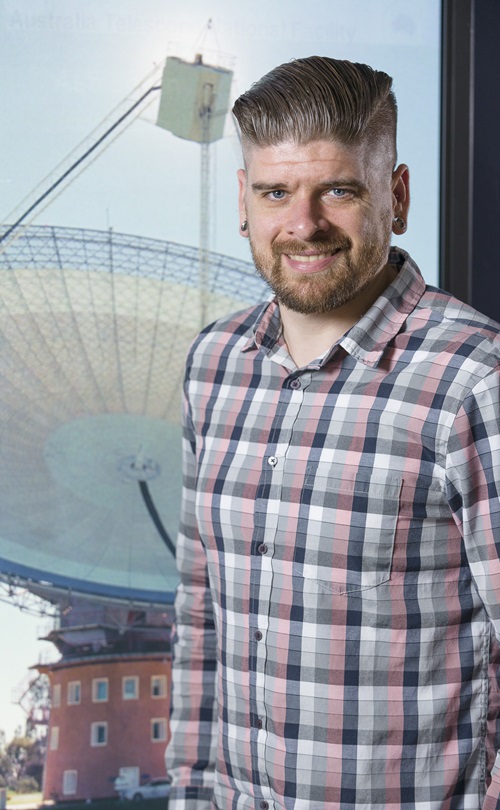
[249,232,392,315]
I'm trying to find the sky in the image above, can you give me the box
[0,0,441,740]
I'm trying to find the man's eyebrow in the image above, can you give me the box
[251,181,286,192]
[250,178,367,192]
[322,178,367,191]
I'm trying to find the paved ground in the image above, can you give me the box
[6,794,44,810]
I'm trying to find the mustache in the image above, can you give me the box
[270,237,352,257]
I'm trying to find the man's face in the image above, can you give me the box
[238,138,409,315]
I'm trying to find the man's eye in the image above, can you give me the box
[328,188,348,197]
[267,190,286,200]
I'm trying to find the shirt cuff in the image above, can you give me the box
[483,753,500,810]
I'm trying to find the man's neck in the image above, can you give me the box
[280,310,347,368]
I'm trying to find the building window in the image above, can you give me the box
[52,684,61,708]
[122,676,138,700]
[63,770,78,795]
[50,726,59,751]
[90,721,108,747]
[151,718,167,742]
[67,681,81,705]
[151,675,166,698]
[92,678,109,702]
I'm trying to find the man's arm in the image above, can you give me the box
[446,367,500,627]
[166,389,218,810]
[446,366,500,810]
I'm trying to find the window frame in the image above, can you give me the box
[90,721,108,747]
[122,675,139,701]
[63,770,78,795]
[92,677,109,703]
[67,680,81,706]
[52,683,61,708]
[151,717,167,742]
[50,726,59,751]
[151,675,167,698]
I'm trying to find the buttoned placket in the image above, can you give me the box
[250,367,311,808]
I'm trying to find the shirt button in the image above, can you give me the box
[254,630,263,641]
[258,544,268,555]
[260,802,269,810]
[268,456,278,467]
[290,378,301,389]
[256,717,263,729]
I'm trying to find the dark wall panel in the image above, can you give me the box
[440,0,500,321]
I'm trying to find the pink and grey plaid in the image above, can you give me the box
[166,249,500,810]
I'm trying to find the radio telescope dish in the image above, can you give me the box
[0,225,267,606]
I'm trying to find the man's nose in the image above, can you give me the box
[285,197,330,240]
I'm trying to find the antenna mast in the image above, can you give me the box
[156,46,233,327]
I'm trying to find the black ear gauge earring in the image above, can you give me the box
[241,220,248,232]
[393,216,406,232]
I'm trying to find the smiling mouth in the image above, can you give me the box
[287,250,340,262]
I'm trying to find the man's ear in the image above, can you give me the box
[392,164,410,223]
[237,169,248,237]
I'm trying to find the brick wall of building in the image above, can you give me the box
[42,653,171,801]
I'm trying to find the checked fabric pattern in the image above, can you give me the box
[166,249,500,810]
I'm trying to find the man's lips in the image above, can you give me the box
[282,248,342,274]
[287,251,337,262]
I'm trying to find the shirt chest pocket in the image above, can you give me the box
[292,468,402,594]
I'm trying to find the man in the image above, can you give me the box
[165,56,500,809]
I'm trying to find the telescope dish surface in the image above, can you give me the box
[0,225,267,605]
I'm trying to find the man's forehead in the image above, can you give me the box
[241,135,395,184]
[242,137,386,177]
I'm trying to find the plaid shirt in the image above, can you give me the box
[166,249,500,810]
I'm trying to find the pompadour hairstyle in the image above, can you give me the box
[232,56,397,164]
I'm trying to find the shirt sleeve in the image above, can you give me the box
[445,367,500,808]
[446,366,500,631]
[165,385,218,810]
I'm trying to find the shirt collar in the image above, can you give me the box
[241,298,282,354]
[242,248,426,368]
